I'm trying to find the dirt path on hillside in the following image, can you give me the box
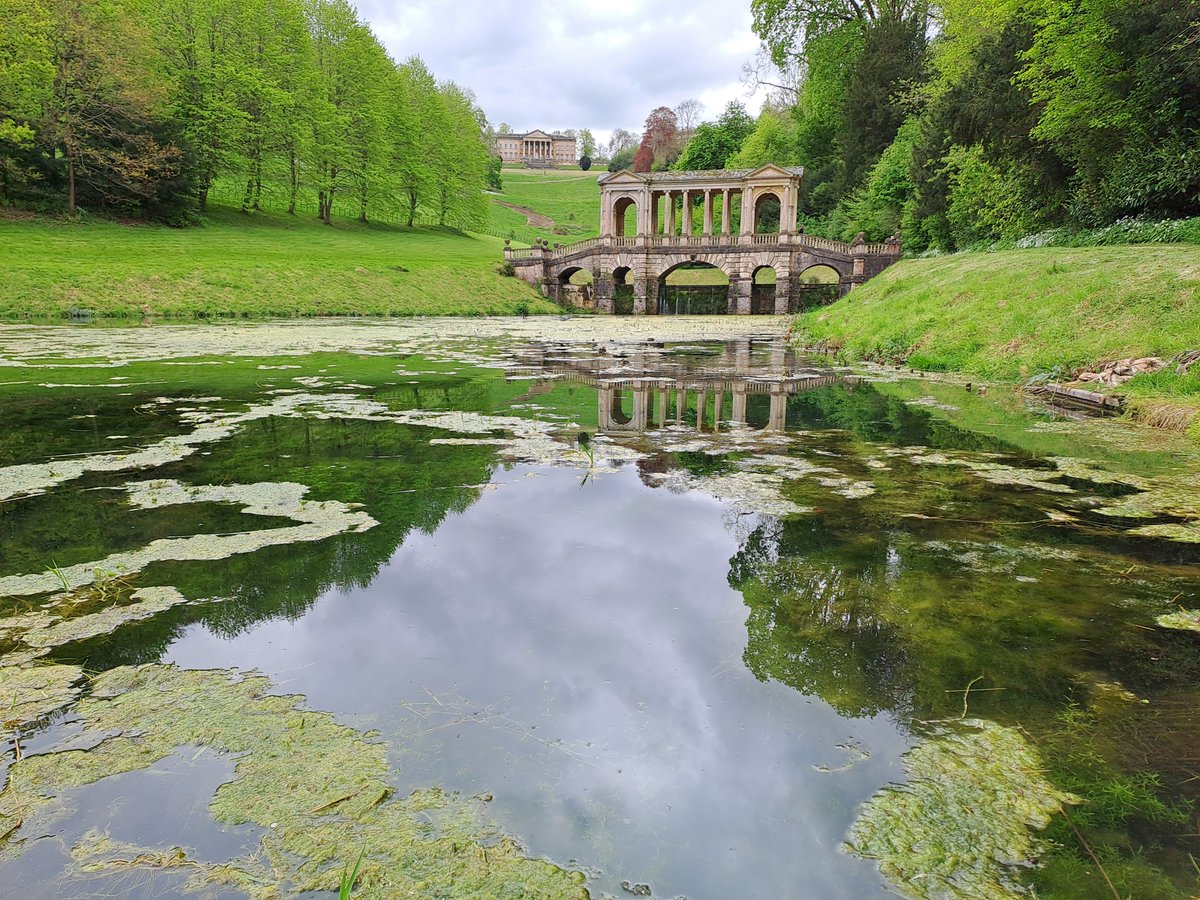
[491,200,555,230]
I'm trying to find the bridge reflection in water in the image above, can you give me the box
[507,338,851,434]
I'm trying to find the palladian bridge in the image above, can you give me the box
[502,164,901,315]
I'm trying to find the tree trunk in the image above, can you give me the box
[241,177,254,214]
[288,149,298,216]
[67,153,76,215]
[407,189,417,228]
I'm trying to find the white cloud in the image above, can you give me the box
[354,0,765,138]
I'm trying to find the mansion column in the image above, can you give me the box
[702,190,714,236]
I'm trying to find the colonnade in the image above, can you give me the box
[597,382,793,432]
[649,189,742,238]
[522,139,555,159]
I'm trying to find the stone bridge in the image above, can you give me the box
[503,164,902,315]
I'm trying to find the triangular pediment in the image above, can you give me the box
[597,170,646,186]
[745,163,804,180]
[523,129,552,140]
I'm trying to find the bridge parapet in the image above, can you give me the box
[501,231,902,263]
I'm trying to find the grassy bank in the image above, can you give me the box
[796,245,1200,423]
[487,169,601,243]
[0,206,555,319]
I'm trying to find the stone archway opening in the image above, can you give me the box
[751,265,777,315]
[754,192,781,234]
[612,266,634,315]
[557,267,594,310]
[609,387,633,424]
[612,197,638,237]
[797,264,841,309]
[659,262,730,315]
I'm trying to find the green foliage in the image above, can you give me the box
[673,102,755,171]
[726,108,799,169]
[485,156,503,191]
[1019,0,1200,224]
[0,0,493,226]
[750,0,1199,247]
[825,118,918,240]
[606,144,636,172]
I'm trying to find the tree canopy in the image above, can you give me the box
[0,0,494,226]
[739,0,1200,249]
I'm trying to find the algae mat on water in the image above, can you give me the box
[0,664,588,898]
[847,719,1079,898]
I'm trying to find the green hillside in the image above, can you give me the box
[0,206,554,320]
[487,169,603,244]
[795,245,1200,425]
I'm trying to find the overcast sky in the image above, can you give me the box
[356,0,766,146]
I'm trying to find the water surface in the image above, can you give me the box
[1,320,1197,898]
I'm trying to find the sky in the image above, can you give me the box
[355,0,766,149]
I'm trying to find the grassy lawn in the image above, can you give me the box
[0,205,555,319]
[487,169,602,243]
[796,244,1200,424]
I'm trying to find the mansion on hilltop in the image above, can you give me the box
[496,130,577,166]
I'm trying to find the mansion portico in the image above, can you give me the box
[496,130,577,166]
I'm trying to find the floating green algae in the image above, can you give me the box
[846,719,1079,899]
[16,586,197,651]
[1156,609,1200,632]
[0,664,82,733]
[0,664,588,898]
[0,480,376,597]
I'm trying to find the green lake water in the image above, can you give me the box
[0,320,1197,899]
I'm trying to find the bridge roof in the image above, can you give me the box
[597,164,804,187]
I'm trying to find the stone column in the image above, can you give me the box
[720,191,731,236]
[774,273,791,315]
[666,192,676,237]
[633,384,649,429]
[703,190,714,236]
[650,193,660,236]
[657,389,667,427]
[675,388,686,423]
[681,190,693,237]
[633,275,649,315]
[731,386,748,424]
[713,390,724,428]
[597,386,612,429]
[768,387,787,431]
[695,390,708,431]
[728,275,752,314]
[594,271,614,314]
[740,189,755,236]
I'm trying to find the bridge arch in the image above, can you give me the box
[657,259,731,315]
[753,191,782,234]
[557,265,593,285]
[612,196,638,237]
[796,263,843,309]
